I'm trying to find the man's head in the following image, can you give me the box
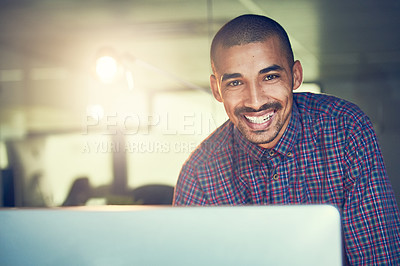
[210,14,294,73]
[210,14,303,149]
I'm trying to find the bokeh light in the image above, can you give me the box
[95,56,118,83]
[86,104,105,121]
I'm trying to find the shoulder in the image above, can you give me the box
[175,120,234,205]
[182,120,234,169]
[294,92,379,157]
[294,92,368,126]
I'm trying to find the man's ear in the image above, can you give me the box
[210,74,223,102]
[292,60,303,91]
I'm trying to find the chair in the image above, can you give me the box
[132,184,174,205]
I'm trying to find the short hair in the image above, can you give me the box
[210,14,294,72]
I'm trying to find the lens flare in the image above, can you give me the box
[86,104,104,121]
[95,56,118,83]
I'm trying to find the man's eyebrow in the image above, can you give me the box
[259,64,283,74]
[220,65,283,82]
[221,73,242,82]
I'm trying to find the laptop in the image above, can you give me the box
[0,205,342,265]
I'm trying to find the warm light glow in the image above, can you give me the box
[95,56,118,83]
[295,83,321,94]
[86,104,104,121]
[125,70,134,91]
[0,141,8,169]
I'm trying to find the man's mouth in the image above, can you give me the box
[235,102,282,129]
[244,113,274,124]
[241,109,277,131]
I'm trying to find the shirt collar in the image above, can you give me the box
[233,102,302,160]
[233,125,266,161]
[273,102,302,157]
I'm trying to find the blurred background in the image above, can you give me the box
[0,0,399,207]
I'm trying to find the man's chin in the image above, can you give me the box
[238,127,275,145]
[247,136,274,146]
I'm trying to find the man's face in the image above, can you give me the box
[210,37,303,149]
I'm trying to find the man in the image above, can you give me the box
[173,14,400,265]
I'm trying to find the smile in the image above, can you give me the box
[244,113,273,124]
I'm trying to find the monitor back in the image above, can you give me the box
[0,205,342,266]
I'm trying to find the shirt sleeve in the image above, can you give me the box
[173,162,208,206]
[342,115,400,265]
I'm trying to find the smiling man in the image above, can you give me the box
[210,39,300,149]
[173,14,400,265]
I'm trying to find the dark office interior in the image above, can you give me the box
[0,0,399,207]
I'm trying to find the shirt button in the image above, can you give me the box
[287,152,293,157]
[272,174,279,180]
[269,150,275,156]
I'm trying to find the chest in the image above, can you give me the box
[207,139,347,207]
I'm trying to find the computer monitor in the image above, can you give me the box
[0,205,342,265]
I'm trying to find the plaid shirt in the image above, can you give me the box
[174,92,400,265]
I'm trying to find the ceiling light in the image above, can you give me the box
[95,56,119,84]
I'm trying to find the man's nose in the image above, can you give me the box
[244,82,264,111]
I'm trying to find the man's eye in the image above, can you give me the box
[228,80,242,86]
[265,74,278,81]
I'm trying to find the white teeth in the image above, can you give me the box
[245,113,273,124]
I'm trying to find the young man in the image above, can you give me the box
[173,14,400,265]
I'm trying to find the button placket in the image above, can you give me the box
[272,173,279,180]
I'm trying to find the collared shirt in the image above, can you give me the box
[173,92,400,265]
